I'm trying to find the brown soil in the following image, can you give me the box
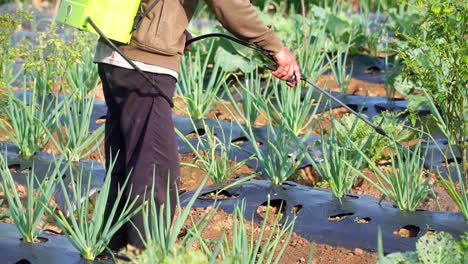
[178,207,377,264]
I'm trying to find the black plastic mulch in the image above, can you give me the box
[0,224,113,264]
[181,179,468,253]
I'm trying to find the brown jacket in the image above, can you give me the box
[119,0,284,73]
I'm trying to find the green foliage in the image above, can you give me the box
[307,117,367,200]
[177,41,228,120]
[380,232,464,264]
[22,24,95,95]
[46,160,143,260]
[267,80,323,136]
[47,90,104,162]
[334,112,415,162]
[0,10,31,88]
[0,154,59,242]
[194,198,314,264]
[0,87,61,158]
[351,140,432,211]
[65,46,100,99]
[134,243,208,264]
[134,174,213,263]
[423,90,468,219]
[326,35,353,95]
[392,0,467,179]
[225,68,269,128]
[178,120,255,184]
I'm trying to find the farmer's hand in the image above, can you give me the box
[184,30,193,53]
[272,47,301,87]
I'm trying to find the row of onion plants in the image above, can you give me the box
[0,46,103,162]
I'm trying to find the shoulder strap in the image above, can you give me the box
[132,0,162,32]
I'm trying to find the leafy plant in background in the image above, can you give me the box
[177,41,228,121]
[423,90,468,220]
[0,86,61,158]
[308,4,363,52]
[307,116,368,200]
[326,35,354,95]
[392,0,467,182]
[133,174,214,263]
[47,89,104,162]
[46,159,143,260]
[0,154,60,243]
[267,80,323,136]
[334,112,415,162]
[350,140,432,211]
[22,24,95,96]
[177,119,255,184]
[0,10,31,88]
[378,231,465,264]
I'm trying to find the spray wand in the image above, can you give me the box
[187,33,399,146]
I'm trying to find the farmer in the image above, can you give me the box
[95,0,301,250]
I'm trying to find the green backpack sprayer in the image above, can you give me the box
[55,0,402,147]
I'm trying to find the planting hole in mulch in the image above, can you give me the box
[200,189,239,200]
[346,104,368,113]
[8,164,31,173]
[185,128,207,139]
[20,237,49,243]
[96,115,106,124]
[442,157,463,166]
[15,259,31,264]
[257,199,287,221]
[231,136,263,146]
[393,225,420,238]
[291,204,302,215]
[365,66,383,74]
[281,182,297,187]
[355,217,371,224]
[345,194,359,199]
[328,212,354,222]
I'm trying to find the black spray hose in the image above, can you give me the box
[187,33,402,148]
[86,17,174,107]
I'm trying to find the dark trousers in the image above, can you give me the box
[98,63,180,250]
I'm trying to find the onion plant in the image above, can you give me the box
[268,80,323,136]
[223,199,298,264]
[0,85,60,158]
[0,154,60,242]
[177,119,255,184]
[326,35,353,95]
[225,100,314,185]
[177,41,228,121]
[134,174,215,262]
[46,159,143,260]
[295,21,328,83]
[307,116,368,200]
[65,47,100,100]
[350,140,432,211]
[47,89,104,162]
[225,67,271,128]
[196,198,314,264]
